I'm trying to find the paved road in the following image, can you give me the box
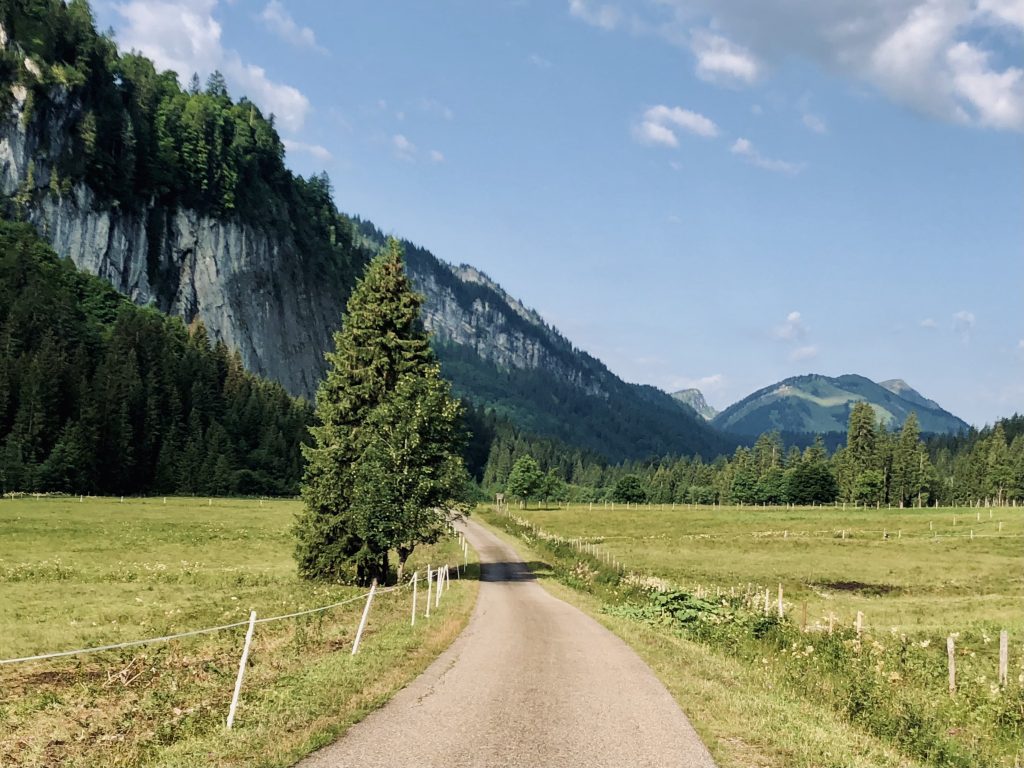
[298,519,717,768]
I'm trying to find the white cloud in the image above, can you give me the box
[392,134,417,161]
[222,53,309,132]
[528,53,552,68]
[429,149,445,163]
[282,139,332,162]
[789,345,819,362]
[952,309,976,342]
[802,113,828,133]
[1018,338,1024,350]
[774,310,808,341]
[731,137,804,174]
[920,317,938,329]
[259,1,326,54]
[568,0,621,30]
[691,30,759,85]
[946,41,1024,130]
[591,0,1024,131]
[633,104,719,148]
[114,0,311,131]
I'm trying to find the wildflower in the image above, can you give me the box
[919,639,930,648]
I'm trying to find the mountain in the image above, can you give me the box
[878,379,943,412]
[712,374,969,437]
[670,389,718,421]
[0,5,728,463]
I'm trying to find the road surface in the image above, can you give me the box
[298,519,717,768]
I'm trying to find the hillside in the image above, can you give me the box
[359,223,731,461]
[0,3,727,463]
[0,221,309,495]
[671,389,718,420]
[713,374,968,437]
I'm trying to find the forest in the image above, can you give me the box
[0,221,310,495]
[481,406,1024,508]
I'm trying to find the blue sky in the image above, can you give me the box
[95,0,1023,426]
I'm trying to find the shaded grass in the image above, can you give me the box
[0,496,478,767]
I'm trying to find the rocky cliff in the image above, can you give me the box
[1,80,345,400]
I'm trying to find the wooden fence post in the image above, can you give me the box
[777,584,784,619]
[947,636,956,694]
[226,610,257,729]
[999,630,1008,687]
[425,566,432,618]
[411,572,418,626]
[855,611,864,637]
[351,580,377,655]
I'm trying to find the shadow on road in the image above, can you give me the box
[471,560,552,583]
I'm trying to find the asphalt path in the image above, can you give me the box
[297,519,717,768]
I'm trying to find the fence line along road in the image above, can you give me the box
[0,568,440,666]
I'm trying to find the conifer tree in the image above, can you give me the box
[295,239,467,584]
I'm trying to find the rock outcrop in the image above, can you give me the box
[2,84,344,399]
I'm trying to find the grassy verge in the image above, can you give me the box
[0,497,479,767]
[478,507,1023,768]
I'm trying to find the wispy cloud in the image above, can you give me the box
[418,98,455,120]
[691,30,759,86]
[802,113,827,134]
[392,134,417,161]
[952,309,976,342]
[259,1,326,54]
[633,105,719,147]
[920,317,938,329]
[576,0,1024,132]
[428,149,445,163]
[789,345,819,362]
[282,139,332,162]
[568,0,621,30]
[115,0,311,131]
[731,137,803,175]
[527,53,552,68]
[669,373,727,393]
[773,310,807,341]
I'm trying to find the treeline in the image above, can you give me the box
[0,222,310,496]
[1,0,365,286]
[485,402,1024,507]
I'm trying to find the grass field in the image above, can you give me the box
[0,496,478,768]
[480,503,1024,768]
[512,502,1024,633]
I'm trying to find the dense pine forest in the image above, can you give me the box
[0,222,310,495]
[483,406,1024,508]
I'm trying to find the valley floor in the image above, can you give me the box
[0,496,477,767]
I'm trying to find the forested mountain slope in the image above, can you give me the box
[0,1,729,463]
[713,373,968,437]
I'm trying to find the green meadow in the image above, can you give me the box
[481,503,1024,768]
[0,496,477,767]
[511,502,1023,633]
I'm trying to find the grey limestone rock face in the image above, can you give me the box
[2,82,603,403]
[1,90,340,400]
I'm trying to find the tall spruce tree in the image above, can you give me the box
[295,239,467,585]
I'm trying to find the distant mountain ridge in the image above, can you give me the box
[355,221,732,462]
[712,374,968,437]
[671,389,718,421]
